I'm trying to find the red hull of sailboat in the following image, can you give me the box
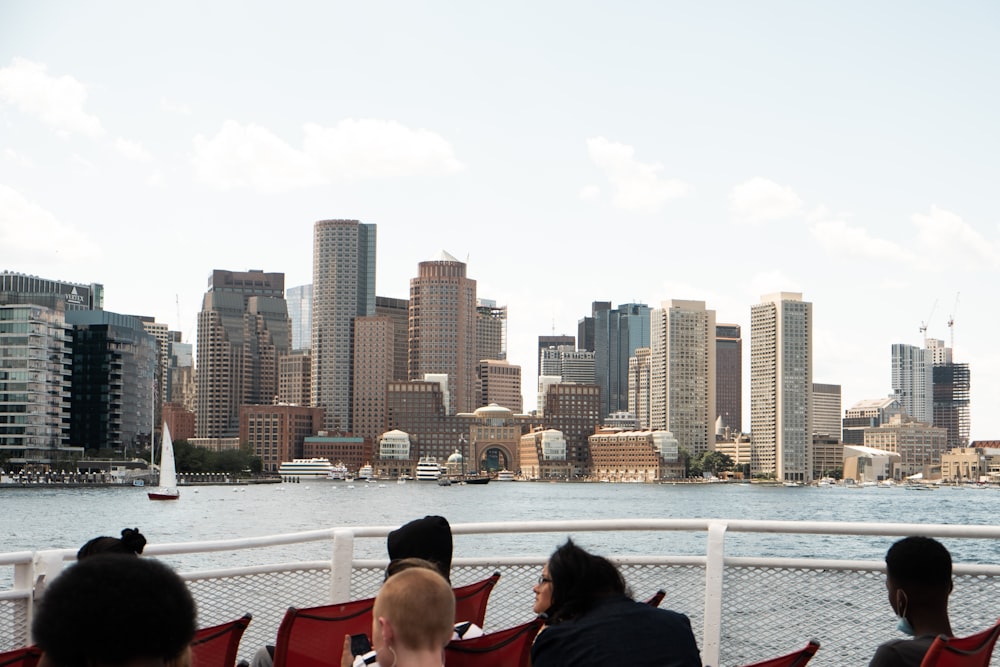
[147,491,180,501]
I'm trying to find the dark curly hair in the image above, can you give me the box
[77,527,147,560]
[32,555,197,667]
[544,539,629,625]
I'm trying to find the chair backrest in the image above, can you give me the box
[920,620,1000,667]
[0,646,41,667]
[444,617,544,667]
[190,614,252,667]
[645,589,666,608]
[452,571,500,626]
[272,597,376,667]
[738,639,821,667]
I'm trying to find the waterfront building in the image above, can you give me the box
[891,343,933,423]
[286,284,312,351]
[376,429,415,479]
[588,429,683,482]
[302,433,367,474]
[812,383,842,441]
[67,310,157,454]
[714,431,752,471]
[715,324,742,433]
[467,403,527,472]
[541,383,601,477]
[162,402,195,442]
[311,220,377,433]
[187,437,240,451]
[476,299,507,362]
[519,428,571,480]
[750,292,813,483]
[408,251,477,415]
[195,270,290,438]
[863,414,948,478]
[537,335,575,375]
[933,361,971,450]
[353,315,395,447]
[0,271,103,311]
[940,447,986,483]
[477,359,522,413]
[385,380,464,463]
[278,351,311,406]
[535,375,561,416]
[650,300,716,458]
[628,347,652,429]
[0,304,76,463]
[842,397,902,445]
[842,445,899,484]
[811,435,844,479]
[375,296,409,382]
[240,404,323,473]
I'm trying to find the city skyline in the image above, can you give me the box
[2,3,998,437]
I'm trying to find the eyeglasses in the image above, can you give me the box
[537,574,552,585]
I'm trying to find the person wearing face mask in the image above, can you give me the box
[869,536,954,667]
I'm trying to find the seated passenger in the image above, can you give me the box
[869,536,954,667]
[77,527,147,559]
[387,515,453,582]
[366,567,455,667]
[32,554,197,667]
[530,539,701,667]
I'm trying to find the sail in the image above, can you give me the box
[159,423,177,488]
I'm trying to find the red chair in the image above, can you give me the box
[920,620,1000,667]
[444,617,544,667]
[190,614,252,667]
[272,597,376,667]
[738,639,820,667]
[645,589,666,607]
[0,646,41,667]
[452,571,500,626]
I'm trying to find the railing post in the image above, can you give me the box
[703,522,727,667]
[330,529,355,603]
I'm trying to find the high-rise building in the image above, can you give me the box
[542,383,601,477]
[353,315,396,447]
[278,351,311,406]
[715,324,742,433]
[375,296,409,381]
[590,303,650,418]
[385,380,464,462]
[196,270,290,438]
[577,301,610,355]
[933,362,971,450]
[750,292,812,482]
[408,251,476,415]
[311,220,377,432]
[240,404,323,473]
[0,304,75,463]
[478,359,522,412]
[628,347,652,429]
[67,310,158,453]
[0,271,103,311]
[812,383,842,440]
[476,299,507,362]
[891,343,933,423]
[140,318,181,434]
[539,347,595,384]
[649,300,716,457]
[537,335,575,375]
[286,284,312,351]
[842,397,902,445]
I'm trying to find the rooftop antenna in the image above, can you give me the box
[947,292,960,352]
[920,299,938,346]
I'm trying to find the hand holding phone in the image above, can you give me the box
[350,633,372,656]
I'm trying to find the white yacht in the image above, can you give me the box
[278,458,336,478]
[326,462,349,480]
[415,456,441,481]
[357,463,374,480]
[497,469,515,482]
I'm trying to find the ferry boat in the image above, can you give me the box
[325,462,349,481]
[496,469,515,482]
[357,463,374,480]
[277,458,336,478]
[415,456,441,481]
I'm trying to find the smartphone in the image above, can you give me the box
[350,633,372,656]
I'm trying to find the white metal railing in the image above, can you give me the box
[4,519,1000,666]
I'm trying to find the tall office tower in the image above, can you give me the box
[278,351,311,406]
[715,324,742,433]
[812,383,842,440]
[408,251,476,415]
[540,345,574,377]
[591,303,651,418]
[140,318,181,433]
[0,304,74,463]
[842,397,901,445]
[542,383,601,477]
[750,292,813,483]
[167,341,194,409]
[67,310,158,453]
[0,271,104,311]
[312,220,377,432]
[375,296,409,381]
[577,301,610,354]
[540,346,596,384]
[537,335,575,375]
[476,299,507,362]
[286,284,312,351]
[385,380,463,462]
[628,347,652,429]
[196,269,289,438]
[933,362,971,449]
[353,316,396,448]
[891,343,933,423]
[478,359,522,412]
[649,300,716,457]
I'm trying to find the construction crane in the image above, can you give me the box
[947,292,960,351]
[919,299,938,344]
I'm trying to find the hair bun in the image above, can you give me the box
[119,528,147,554]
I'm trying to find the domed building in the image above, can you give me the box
[467,404,521,473]
[445,449,465,476]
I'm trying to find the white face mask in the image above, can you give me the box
[895,591,914,636]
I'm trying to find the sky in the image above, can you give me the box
[2,1,999,437]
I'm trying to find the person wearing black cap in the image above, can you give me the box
[387,515,453,582]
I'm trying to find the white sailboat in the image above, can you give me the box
[148,422,180,501]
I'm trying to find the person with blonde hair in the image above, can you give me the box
[364,567,455,667]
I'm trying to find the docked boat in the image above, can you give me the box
[416,457,441,481]
[496,469,515,482]
[462,473,490,485]
[357,463,374,480]
[278,458,336,478]
[326,462,349,481]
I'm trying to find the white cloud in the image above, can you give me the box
[192,118,465,193]
[579,184,600,200]
[912,205,1000,269]
[115,137,152,162]
[3,148,33,167]
[811,220,917,263]
[0,58,104,138]
[0,184,100,262]
[585,137,690,213]
[161,97,192,116]
[729,177,802,223]
[146,170,167,188]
